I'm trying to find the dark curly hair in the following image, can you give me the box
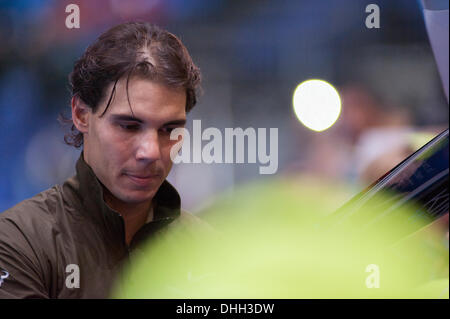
[61,22,201,148]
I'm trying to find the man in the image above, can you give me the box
[0,22,203,298]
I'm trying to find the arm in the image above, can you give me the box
[0,218,49,299]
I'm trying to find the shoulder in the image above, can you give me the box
[0,186,61,226]
[0,186,62,263]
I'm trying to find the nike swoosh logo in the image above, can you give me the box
[0,270,9,287]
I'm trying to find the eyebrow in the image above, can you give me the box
[110,114,144,123]
[110,114,186,126]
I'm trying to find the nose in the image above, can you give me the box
[135,129,162,162]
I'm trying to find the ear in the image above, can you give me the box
[71,96,91,134]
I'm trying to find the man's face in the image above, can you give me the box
[82,77,186,205]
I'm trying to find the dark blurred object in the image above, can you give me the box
[328,128,449,241]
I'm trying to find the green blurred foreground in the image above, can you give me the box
[112,179,449,298]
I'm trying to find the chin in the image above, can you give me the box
[119,189,157,204]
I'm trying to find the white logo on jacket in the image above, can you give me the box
[0,270,9,287]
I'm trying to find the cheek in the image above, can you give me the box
[94,125,132,166]
[160,140,177,166]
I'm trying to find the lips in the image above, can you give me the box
[125,173,160,187]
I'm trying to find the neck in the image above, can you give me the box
[103,190,154,246]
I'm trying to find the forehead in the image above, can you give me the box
[99,77,186,121]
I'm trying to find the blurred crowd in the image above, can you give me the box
[0,0,448,212]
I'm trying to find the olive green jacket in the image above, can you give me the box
[0,154,204,298]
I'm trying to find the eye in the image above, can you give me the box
[160,126,177,134]
[119,123,140,131]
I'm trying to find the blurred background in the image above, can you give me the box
[0,0,448,213]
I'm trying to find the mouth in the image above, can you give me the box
[125,173,161,187]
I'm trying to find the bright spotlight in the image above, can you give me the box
[292,79,341,132]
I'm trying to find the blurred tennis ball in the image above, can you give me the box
[112,179,448,298]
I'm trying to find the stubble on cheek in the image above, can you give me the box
[95,130,130,194]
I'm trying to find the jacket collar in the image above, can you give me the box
[63,153,181,249]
